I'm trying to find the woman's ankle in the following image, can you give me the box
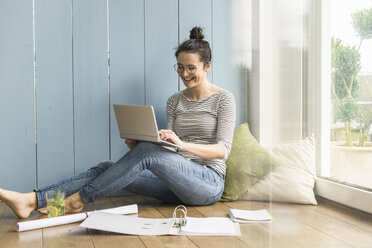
[26,192,38,210]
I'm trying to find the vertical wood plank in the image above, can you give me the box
[213,0,246,125]
[212,0,233,87]
[179,0,212,48]
[110,0,145,161]
[73,0,109,174]
[145,0,179,130]
[0,0,36,192]
[35,0,74,187]
[179,0,213,85]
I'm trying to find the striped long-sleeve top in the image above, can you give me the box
[166,90,236,176]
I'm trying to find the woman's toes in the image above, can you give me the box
[37,207,48,214]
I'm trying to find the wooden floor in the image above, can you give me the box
[1,196,372,248]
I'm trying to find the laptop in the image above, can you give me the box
[113,104,180,149]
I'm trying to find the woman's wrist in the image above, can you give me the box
[179,141,189,151]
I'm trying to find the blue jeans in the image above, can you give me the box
[34,142,225,208]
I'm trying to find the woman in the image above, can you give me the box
[0,26,236,219]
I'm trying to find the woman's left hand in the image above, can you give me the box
[159,129,186,149]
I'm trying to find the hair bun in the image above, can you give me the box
[189,26,204,40]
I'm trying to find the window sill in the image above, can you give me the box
[315,177,372,215]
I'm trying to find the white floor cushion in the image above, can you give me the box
[239,134,317,205]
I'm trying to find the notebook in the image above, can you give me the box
[113,104,180,149]
[228,209,272,223]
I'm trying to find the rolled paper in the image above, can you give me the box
[16,204,138,232]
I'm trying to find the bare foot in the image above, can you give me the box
[0,188,37,219]
[65,192,84,213]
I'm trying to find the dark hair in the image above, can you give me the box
[175,26,212,66]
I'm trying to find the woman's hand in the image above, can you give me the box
[159,129,185,149]
[158,130,225,159]
[125,139,137,149]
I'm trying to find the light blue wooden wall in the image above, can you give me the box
[0,0,36,191]
[0,0,247,192]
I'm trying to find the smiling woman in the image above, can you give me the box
[0,26,236,219]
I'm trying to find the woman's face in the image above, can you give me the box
[176,52,210,89]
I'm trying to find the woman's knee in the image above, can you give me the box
[132,142,170,163]
[135,141,161,152]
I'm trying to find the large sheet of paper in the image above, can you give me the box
[79,211,241,236]
[17,204,138,232]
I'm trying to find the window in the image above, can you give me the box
[328,0,372,191]
[309,0,372,213]
[247,0,371,213]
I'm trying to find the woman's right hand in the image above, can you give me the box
[125,139,137,149]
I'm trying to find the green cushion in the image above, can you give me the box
[220,123,274,201]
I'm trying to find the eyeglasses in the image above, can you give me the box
[173,64,197,74]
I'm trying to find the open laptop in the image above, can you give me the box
[113,104,180,149]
